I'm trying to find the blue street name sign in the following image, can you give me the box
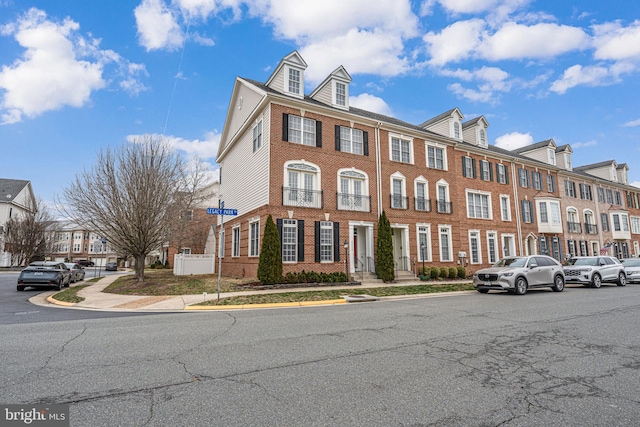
[207,207,238,216]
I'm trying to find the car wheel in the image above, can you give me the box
[552,275,565,292]
[592,273,602,288]
[56,280,63,291]
[514,277,528,295]
[617,272,626,287]
[477,289,489,293]
[17,285,24,292]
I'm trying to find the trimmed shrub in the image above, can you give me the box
[457,266,466,278]
[448,267,457,278]
[439,267,448,278]
[430,267,440,279]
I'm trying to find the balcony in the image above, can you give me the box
[337,193,371,212]
[390,194,408,209]
[282,187,323,209]
[585,223,598,235]
[566,221,582,233]
[414,197,432,212]
[436,200,452,214]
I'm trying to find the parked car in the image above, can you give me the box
[563,256,626,288]
[17,262,71,291]
[105,262,118,271]
[473,255,565,295]
[76,260,95,267]
[64,262,86,283]
[620,258,640,284]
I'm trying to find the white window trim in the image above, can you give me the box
[252,119,263,152]
[501,233,516,258]
[486,231,498,264]
[438,224,453,262]
[332,79,349,109]
[468,229,482,264]
[425,142,448,170]
[319,221,334,263]
[249,219,260,257]
[282,219,298,264]
[414,176,429,208]
[416,223,432,263]
[496,163,507,184]
[284,64,303,98]
[388,134,414,164]
[284,160,322,189]
[500,194,511,221]
[465,189,493,220]
[232,225,240,258]
[390,172,407,209]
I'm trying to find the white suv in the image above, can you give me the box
[563,256,626,288]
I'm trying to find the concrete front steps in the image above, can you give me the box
[352,270,416,285]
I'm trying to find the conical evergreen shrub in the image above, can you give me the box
[257,215,282,285]
[376,211,395,282]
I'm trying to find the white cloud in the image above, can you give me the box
[437,0,502,15]
[571,140,597,148]
[441,66,510,102]
[349,93,393,116]
[134,0,184,51]
[592,20,640,62]
[0,9,107,124]
[301,29,410,84]
[128,130,220,160]
[623,118,640,127]
[478,22,589,60]
[549,64,612,94]
[494,131,533,149]
[423,19,484,66]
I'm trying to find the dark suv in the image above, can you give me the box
[76,260,95,267]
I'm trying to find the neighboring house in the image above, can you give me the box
[0,179,36,267]
[215,51,640,279]
[48,221,119,266]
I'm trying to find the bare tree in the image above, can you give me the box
[3,198,54,266]
[59,136,187,282]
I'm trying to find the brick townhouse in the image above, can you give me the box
[215,51,640,279]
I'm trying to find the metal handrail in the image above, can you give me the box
[367,256,376,274]
[354,257,364,281]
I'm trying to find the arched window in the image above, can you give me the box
[338,169,369,212]
[284,161,322,208]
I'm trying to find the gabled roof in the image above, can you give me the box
[0,178,30,203]
[511,139,556,154]
[555,144,572,153]
[617,163,629,170]
[574,160,617,171]
[265,50,307,87]
[461,116,489,129]
[419,107,463,128]
[309,65,352,99]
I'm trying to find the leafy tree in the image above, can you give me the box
[59,136,188,282]
[257,214,282,285]
[376,210,394,282]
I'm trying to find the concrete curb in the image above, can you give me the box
[46,295,76,307]
[185,299,347,310]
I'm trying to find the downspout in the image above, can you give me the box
[592,181,603,247]
[375,122,383,217]
[511,160,523,256]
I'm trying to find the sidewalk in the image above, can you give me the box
[30,272,474,312]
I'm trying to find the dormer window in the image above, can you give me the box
[565,153,572,170]
[287,67,301,96]
[335,82,346,107]
[454,122,460,139]
[611,166,617,181]
[548,149,556,165]
[479,129,486,146]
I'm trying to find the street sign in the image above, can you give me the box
[207,207,238,216]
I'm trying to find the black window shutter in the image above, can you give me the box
[282,114,289,141]
[488,162,493,181]
[462,156,467,177]
[316,121,322,148]
[297,220,304,262]
[333,222,340,262]
[472,159,477,178]
[521,200,526,221]
[276,219,283,245]
[526,170,530,188]
[335,125,341,151]
[219,166,222,184]
[529,201,535,223]
[314,221,320,262]
[505,167,509,185]
[363,131,369,156]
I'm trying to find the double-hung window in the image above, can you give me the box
[500,195,511,221]
[462,156,474,178]
[335,82,346,106]
[467,191,491,219]
[249,221,260,257]
[252,120,262,152]
[480,160,491,181]
[232,227,240,257]
[288,68,301,95]
[282,219,297,263]
[391,137,411,163]
[427,146,445,169]
[531,172,542,190]
[417,226,430,262]
[496,164,507,184]
[439,226,452,262]
[319,221,333,262]
[565,180,576,197]
[288,115,316,146]
[518,169,529,188]
[339,127,364,155]
[547,174,556,192]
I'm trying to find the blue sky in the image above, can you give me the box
[2,0,640,207]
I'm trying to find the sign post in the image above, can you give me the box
[207,201,238,300]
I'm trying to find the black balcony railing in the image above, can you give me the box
[282,187,323,208]
[567,221,582,233]
[436,200,452,214]
[390,194,408,209]
[585,223,598,234]
[414,197,432,212]
[337,193,371,212]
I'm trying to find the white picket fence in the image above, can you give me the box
[173,254,216,276]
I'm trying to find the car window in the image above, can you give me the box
[622,259,640,266]
[494,257,527,267]
[535,257,552,267]
[603,257,615,265]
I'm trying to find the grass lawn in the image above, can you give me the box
[53,285,90,303]
[101,269,474,305]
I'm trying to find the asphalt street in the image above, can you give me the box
[1,283,640,426]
